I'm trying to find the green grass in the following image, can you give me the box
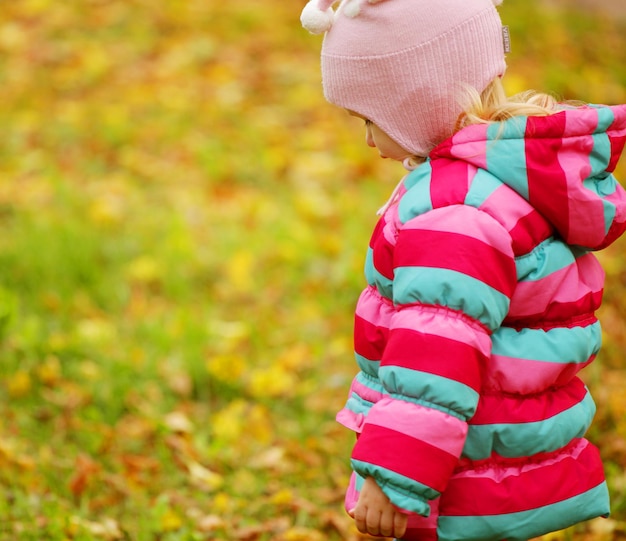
[0,0,625,539]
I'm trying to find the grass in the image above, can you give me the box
[0,0,625,539]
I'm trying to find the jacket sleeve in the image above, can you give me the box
[350,204,517,516]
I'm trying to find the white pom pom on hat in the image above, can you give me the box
[302,0,503,35]
[300,0,337,34]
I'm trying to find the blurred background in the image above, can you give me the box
[0,0,624,539]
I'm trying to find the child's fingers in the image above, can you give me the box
[352,505,382,537]
[379,510,395,537]
[365,508,382,537]
[380,508,408,538]
[352,505,368,535]
[394,512,408,538]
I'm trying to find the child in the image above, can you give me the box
[301,1,626,540]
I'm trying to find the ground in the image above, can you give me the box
[543,0,626,17]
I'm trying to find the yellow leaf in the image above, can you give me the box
[126,256,162,285]
[536,529,568,541]
[270,488,294,506]
[187,460,224,491]
[247,404,274,445]
[76,318,117,345]
[282,527,324,541]
[7,370,31,398]
[212,492,231,514]
[211,400,273,445]
[78,360,102,381]
[211,400,247,442]
[88,196,125,227]
[80,44,112,79]
[206,354,245,383]
[69,517,124,540]
[47,331,70,352]
[248,365,296,399]
[276,344,310,371]
[37,356,62,386]
[0,439,35,471]
[161,509,183,532]
[225,251,254,293]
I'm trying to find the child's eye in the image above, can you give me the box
[364,119,372,127]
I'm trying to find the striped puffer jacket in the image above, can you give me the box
[337,104,626,541]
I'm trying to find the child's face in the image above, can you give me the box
[348,111,412,162]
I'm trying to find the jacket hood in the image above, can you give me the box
[431,104,626,250]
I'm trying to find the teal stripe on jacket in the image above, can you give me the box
[464,168,502,209]
[491,322,601,363]
[355,352,382,376]
[344,394,372,417]
[515,237,578,281]
[437,482,609,541]
[379,366,479,420]
[463,389,596,459]
[584,174,619,236]
[398,163,434,223]
[393,267,510,330]
[486,119,529,200]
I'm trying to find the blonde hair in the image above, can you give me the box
[455,77,567,131]
[406,78,575,167]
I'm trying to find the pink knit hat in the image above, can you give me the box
[301,0,508,157]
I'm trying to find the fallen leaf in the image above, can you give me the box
[163,411,194,434]
[187,460,224,491]
[196,514,226,533]
[160,508,183,532]
[69,516,124,540]
[7,370,32,398]
[281,527,325,541]
[69,454,101,499]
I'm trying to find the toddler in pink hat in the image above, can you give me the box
[302,0,506,158]
[302,1,626,540]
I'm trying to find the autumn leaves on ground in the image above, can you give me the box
[0,1,625,540]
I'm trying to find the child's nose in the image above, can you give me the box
[365,128,375,148]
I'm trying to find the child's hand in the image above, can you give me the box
[348,476,408,539]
